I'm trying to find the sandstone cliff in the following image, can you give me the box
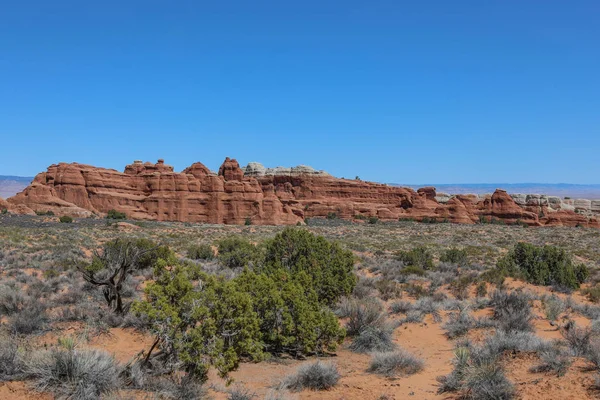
[6,158,599,228]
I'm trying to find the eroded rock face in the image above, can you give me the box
[218,157,244,181]
[243,162,330,177]
[7,158,600,228]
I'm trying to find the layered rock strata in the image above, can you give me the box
[6,158,599,228]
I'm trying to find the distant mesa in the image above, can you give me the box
[4,157,599,228]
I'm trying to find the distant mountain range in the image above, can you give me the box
[0,176,33,199]
[391,183,600,200]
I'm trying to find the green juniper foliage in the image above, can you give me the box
[217,236,261,269]
[258,227,357,306]
[133,228,354,382]
[395,246,434,270]
[496,242,588,289]
[132,260,265,381]
[106,209,127,220]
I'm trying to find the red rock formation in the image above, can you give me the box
[6,158,599,228]
[479,190,540,225]
[218,157,244,181]
[0,196,35,215]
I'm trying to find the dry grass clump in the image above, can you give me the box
[368,349,424,377]
[26,343,121,399]
[438,345,515,399]
[490,290,534,333]
[281,361,340,391]
[0,335,25,381]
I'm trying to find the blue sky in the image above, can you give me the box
[1,1,599,183]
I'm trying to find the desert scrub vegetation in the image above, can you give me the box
[106,209,127,220]
[348,324,396,353]
[131,228,354,382]
[496,242,589,289]
[394,246,434,270]
[258,227,357,306]
[186,243,215,260]
[443,308,476,339]
[280,361,340,391]
[0,335,26,381]
[490,290,534,333]
[367,349,424,377]
[341,298,396,353]
[79,238,168,314]
[438,345,515,400]
[530,341,572,377]
[440,247,469,265]
[26,340,121,399]
[216,236,262,269]
[2,218,600,397]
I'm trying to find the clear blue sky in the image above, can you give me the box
[1,1,599,183]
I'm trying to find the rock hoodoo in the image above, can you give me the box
[6,158,599,228]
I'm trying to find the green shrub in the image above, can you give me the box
[395,247,434,270]
[59,215,73,223]
[368,216,379,224]
[480,268,506,287]
[326,212,337,220]
[135,238,173,269]
[440,248,468,266]
[35,210,55,216]
[259,228,357,306]
[187,244,215,260]
[106,209,126,220]
[131,230,354,382]
[496,242,588,289]
[1,208,7,215]
[133,262,265,381]
[134,260,345,382]
[235,269,345,355]
[217,236,261,269]
[244,217,252,226]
